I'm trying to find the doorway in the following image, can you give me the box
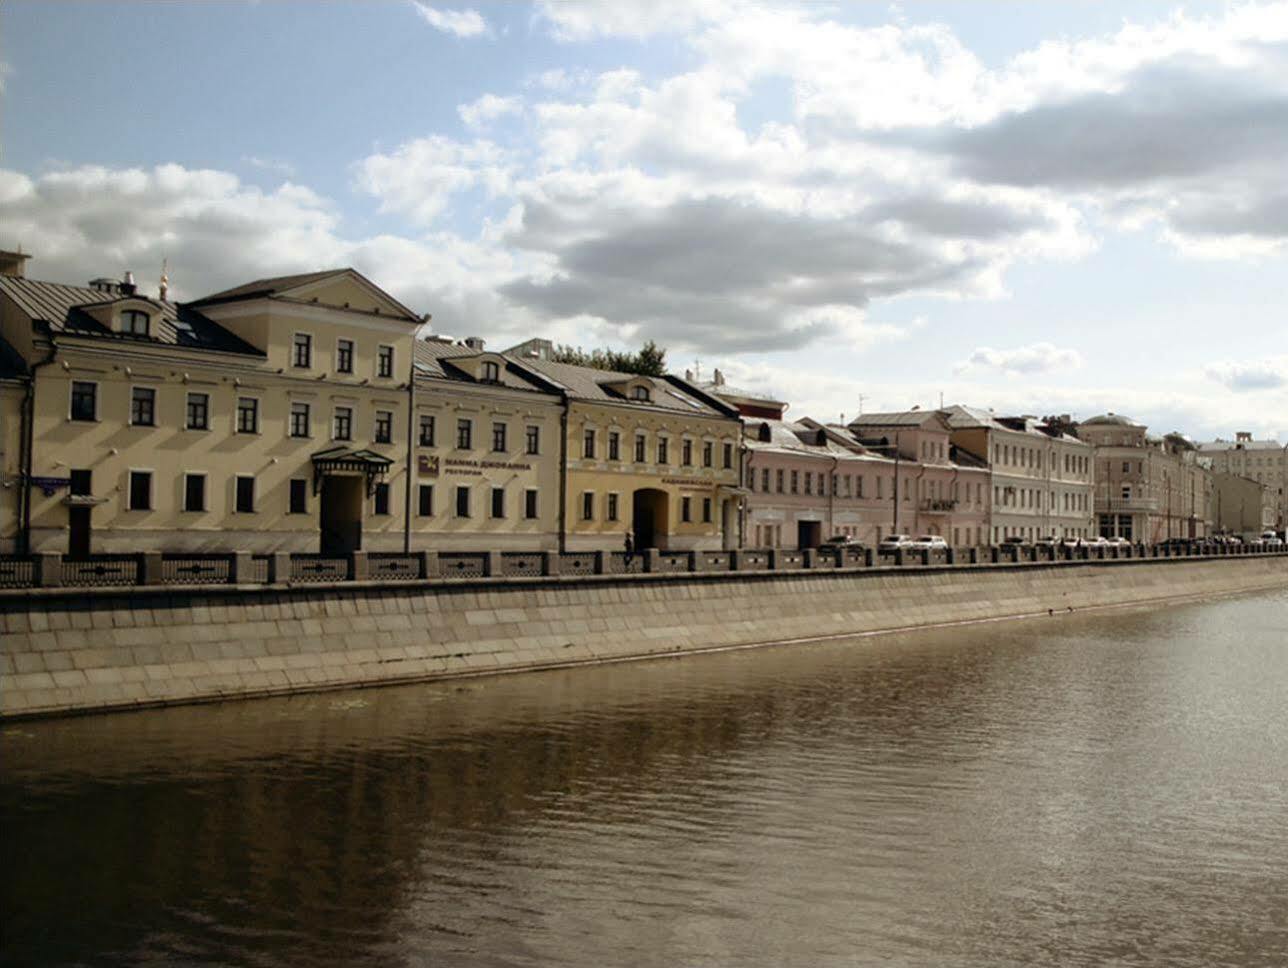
[632,488,669,549]
[797,520,822,549]
[319,476,364,553]
[68,469,93,557]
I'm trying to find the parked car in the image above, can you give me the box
[1085,536,1110,547]
[910,535,948,549]
[879,534,915,550]
[1000,536,1029,547]
[1158,537,1194,551]
[1261,531,1285,548]
[819,534,864,551]
[1105,536,1132,547]
[1034,535,1060,547]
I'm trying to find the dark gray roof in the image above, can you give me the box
[193,269,349,304]
[1082,413,1142,427]
[0,276,262,355]
[849,410,948,429]
[414,339,554,393]
[509,357,732,416]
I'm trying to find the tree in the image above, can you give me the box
[551,340,668,376]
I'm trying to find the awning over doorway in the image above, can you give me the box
[311,447,393,496]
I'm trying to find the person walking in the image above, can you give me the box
[624,530,635,566]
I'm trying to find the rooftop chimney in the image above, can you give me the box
[0,249,30,278]
[119,271,137,297]
[713,368,724,386]
[463,336,485,351]
[1236,432,1252,442]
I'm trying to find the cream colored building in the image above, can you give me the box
[1198,433,1287,532]
[1080,414,1213,542]
[1,259,432,553]
[946,405,1095,543]
[1209,472,1275,536]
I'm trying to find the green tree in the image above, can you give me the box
[552,340,668,376]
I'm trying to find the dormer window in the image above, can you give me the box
[121,309,149,336]
[631,386,651,402]
[482,361,500,382]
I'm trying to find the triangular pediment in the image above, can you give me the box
[282,270,420,322]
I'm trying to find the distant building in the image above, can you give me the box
[1209,472,1275,536]
[1079,414,1213,542]
[945,405,1095,543]
[1197,433,1287,532]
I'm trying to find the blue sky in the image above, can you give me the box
[2,0,1286,441]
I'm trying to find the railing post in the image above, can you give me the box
[921,548,932,566]
[269,552,292,583]
[350,551,369,581]
[418,550,440,578]
[803,548,817,568]
[36,552,62,588]
[864,547,875,568]
[229,551,252,584]
[484,551,503,577]
[894,548,906,566]
[140,551,164,585]
[542,550,560,576]
[592,550,607,574]
[990,546,1000,564]
[728,549,742,571]
[643,548,660,573]
[766,549,780,570]
[946,547,956,565]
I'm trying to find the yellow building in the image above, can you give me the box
[502,353,744,551]
[0,260,429,553]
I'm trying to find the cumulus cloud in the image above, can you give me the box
[1205,357,1288,391]
[955,343,1085,376]
[534,0,731,41]
[411,2,489,38]
[458,94,522,129]
[352,136,512,226]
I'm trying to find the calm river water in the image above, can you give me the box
[4,589,1288,967]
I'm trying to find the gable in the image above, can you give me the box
[282,271,419,322]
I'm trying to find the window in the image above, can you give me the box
[582,492,595,520]
[607,493,619,521]
[488,422,505,453]
[289,479,308,514]
[790,470,799,494]
[1121,485,1132,500]
[374,482,391,515]
[130,387,156,427]
[608,431,620,461]
[336,339,354,374]
[682,496,692,522]
[702,497,712,523]
[455,486,471,517]
[292,333,312,368]
[632,385,651,401]
[70,381,97,421]
[290,402,310,438]
[375,410,393,444]
[723,442,733,469]
[128,471,152,510]
[657,437,669,464]
[491,487,505,518]
[804,473,813,495]
[776,469,784,493]
[457,418,472,449]
[761,468,770,492]
[703,441,713,467]
[635,434,647,462]
[682,439,693,465]
[377,345,394,378]
[524,489,539,520]
[121,309,149,336]
[179,391,209,431]
[235,476,255,513]
[69,469,92,497]
[418,484,434,517]
[482,360,500,382]
[583,428,596,459]
[419,415,436,447]
[1122,461,1130,473]
[526,425,540,455]
[333,406,353,441]
[183,473,206,512]
[237,397,259,434]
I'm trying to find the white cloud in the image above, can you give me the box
[458,94,522,129]
[411,2,489,38]
[1205,357,1288,391]
[241,155,296,177]
[352,136,512,226]
[955,343,1085,376]
[534,0,731,41]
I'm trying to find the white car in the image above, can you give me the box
[1105,536,1132,547]
[910,535,948,549]
[879,534,915,549]
[1261,531,1284,548]
[1085,536,1110,547]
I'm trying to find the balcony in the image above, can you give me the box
[919,499,958,513]
[1099,496,1159,512]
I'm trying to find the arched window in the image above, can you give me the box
[121,309,149,336]
[482,361,500,382]
[631,385,650,401]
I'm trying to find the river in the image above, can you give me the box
[3,588,1287,967]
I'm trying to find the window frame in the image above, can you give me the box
[127,469,153,511]
[129,386,156,427]
[456,418,473,450]
[490,486,505,519]
[333,406,353,442]
[234,475,256,514]
[419,414,436,447]
[376,344,395,379]
[70,381,98,422]
[525,425,540,456]
[290,401,311,439]
[492,421,507,453]
[418,483,434,517]
[581,491,595,521]
[236,396,260,435]
[336,338,355,375]
[524,488,539,520]
[289,478,309,514]
[120,309,150,337]
[182,472,207,513]
[374,410,394,445]
[185,391,210,431]
[482,360,500,382]
[374,482,391,516]
[455,485,471,518]
[292,332,313,369]
[608,431,620,461]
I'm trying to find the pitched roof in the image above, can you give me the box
[508,357,733,416]
[0,275,262,355]
[414,339,554,393]
[1198,439,1286,452]
[849,410,949,429]
[193,269,349,304]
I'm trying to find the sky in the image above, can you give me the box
[1,0,1286,442]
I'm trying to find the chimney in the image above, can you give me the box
[713,368,724,386]
[0,249,31,278]
[1236,432,1252,442]
[119,271,137,297]
[463,336,485,351]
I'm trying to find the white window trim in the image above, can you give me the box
[376,343,395,379]
[236,395,261,435]
[182,471,208,513]
[607,491,620,521]
[332,405,354,442]
[126,467,154,511]
[185,390,211,432]
[335,336,355,375]
[581,490,595,521]
[290,401,312,439]
[524,487,539,520]
[291,330,313,369]
[375,410,395,444]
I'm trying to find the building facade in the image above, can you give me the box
[842,411,992,546]
[1208,472,1276,536]
[946,405,1095,543]
[1080,414,1213,542]
[1197,433,1287,532]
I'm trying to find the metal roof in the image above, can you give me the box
[193,269,350,304]
[508,357,731,417]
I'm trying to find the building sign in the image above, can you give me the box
[661,477,716,490]
[417,455,440,477]
[429,457,533,478]
[29,476,71,496]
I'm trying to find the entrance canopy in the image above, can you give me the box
[311,447,393,496]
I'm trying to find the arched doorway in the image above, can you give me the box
[632,488,669,549]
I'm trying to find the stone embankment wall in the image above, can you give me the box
[2,555,1286,720]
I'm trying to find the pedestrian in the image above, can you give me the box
[624,529,634,565]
